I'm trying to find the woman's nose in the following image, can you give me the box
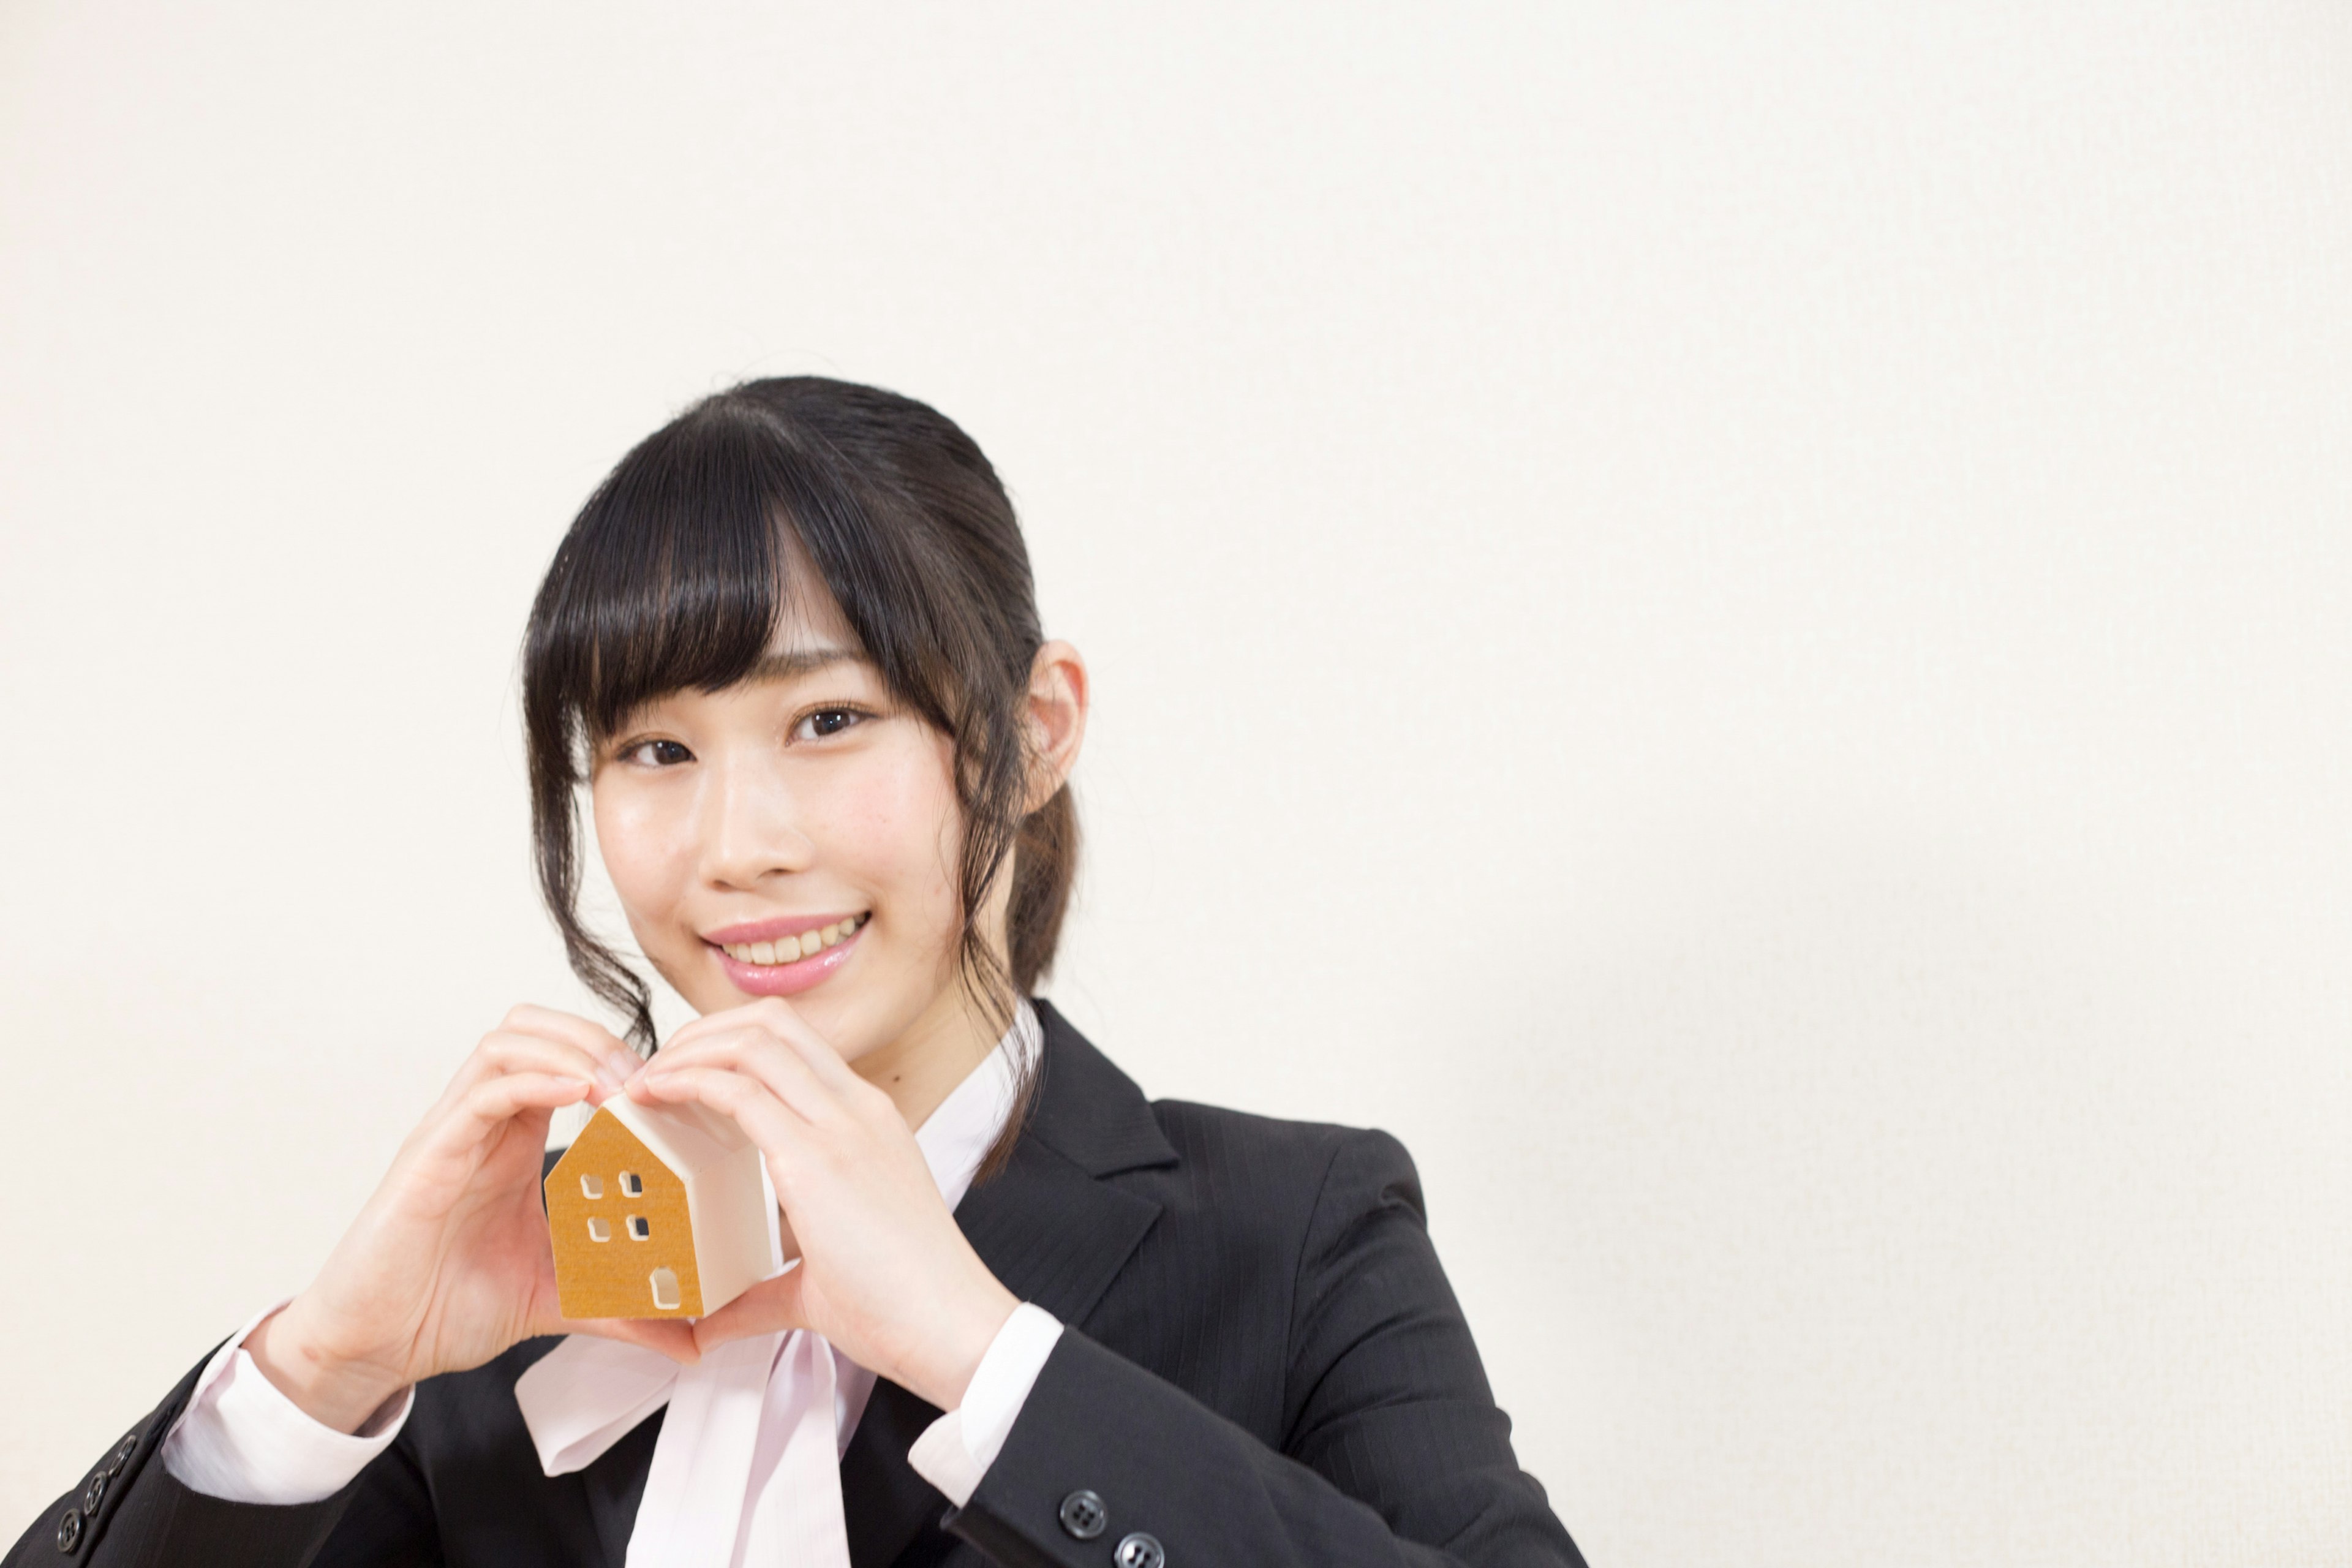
[696,761,815,888]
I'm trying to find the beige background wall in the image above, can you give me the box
[3,4,2348,1562]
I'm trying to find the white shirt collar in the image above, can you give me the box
[911,997,1039,1212]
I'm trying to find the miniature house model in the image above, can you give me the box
[545,1096,773,1319]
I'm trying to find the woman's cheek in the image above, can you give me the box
[594,785,696,935]
[834,742,963,937]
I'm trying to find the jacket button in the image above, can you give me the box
[1057,1488,1107,1540]
[1113,1531,1165,1568]
[80,1471,107,1515]
[55,1507,81,1553]
[107,1434,138,1476]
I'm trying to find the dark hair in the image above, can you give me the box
[521,376,1076,1177]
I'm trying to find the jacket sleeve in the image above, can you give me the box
[941,1128,1587,1568]
[4,1349,440,1568]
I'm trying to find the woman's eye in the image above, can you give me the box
[794,707,864,741]
[621,739,693,766]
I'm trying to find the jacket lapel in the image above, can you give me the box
[840,1000,1177,1568]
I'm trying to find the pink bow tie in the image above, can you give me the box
[518,1321,869,1568]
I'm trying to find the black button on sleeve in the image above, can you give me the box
[55,1506,81,1554]
[1112,1531,1164,1568]
[1057,1488,1107,1540]
[106,1433,138,1476]
[79,1471,107,1515]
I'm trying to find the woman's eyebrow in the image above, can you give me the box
[742,646,864,682]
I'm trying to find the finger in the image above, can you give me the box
[692,1269,807,1354]
[439,1025,619,1109]
[628,1065,812,1174]
[664,995,806,1054]
[437,1032,616,1114]
[753,1002,869,1100]
[729,997,893,1115]
[423,1072,589,1161]
[500,1005,643,1084]
[662,999,869,1105]
[642,1026,847,1129]
[558,1314,702,1365]
[483,1030,612,1082]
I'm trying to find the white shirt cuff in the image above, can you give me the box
[159,1300,414,1505]
[905,1302,1063,1507]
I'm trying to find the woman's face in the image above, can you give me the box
[587,582,981,1073]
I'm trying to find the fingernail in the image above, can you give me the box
[601,1050,639,1088]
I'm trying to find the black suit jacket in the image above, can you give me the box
[9,1000,1585,1568]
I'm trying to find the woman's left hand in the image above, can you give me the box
[623,998,1020,1411]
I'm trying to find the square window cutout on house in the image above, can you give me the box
[581,1175,605,1200]
[628,1216,650,1240]
[650,1268,681,1312]
[620,1172,644,1197]
[587,1218,610,1242]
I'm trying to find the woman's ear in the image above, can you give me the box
[1022,639,1088,813]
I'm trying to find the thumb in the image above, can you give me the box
[559,1314,702,1365]
[693,1266,808,1355]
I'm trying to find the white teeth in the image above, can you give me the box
[722,914,864,967]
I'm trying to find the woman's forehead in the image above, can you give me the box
[770,552,861,651]
[736,643,870,685]
[758,586,867,675]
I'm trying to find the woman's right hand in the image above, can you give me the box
[243,1006,699,1433]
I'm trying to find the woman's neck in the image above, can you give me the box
[854,987,1011,1133]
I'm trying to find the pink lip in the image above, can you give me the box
[704,912,865,945]
[707,918,868,998]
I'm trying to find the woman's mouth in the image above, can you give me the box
[707,911,870,997]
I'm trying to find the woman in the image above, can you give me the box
[9,379,1586,1568]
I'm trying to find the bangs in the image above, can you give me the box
[528,406,851,747]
